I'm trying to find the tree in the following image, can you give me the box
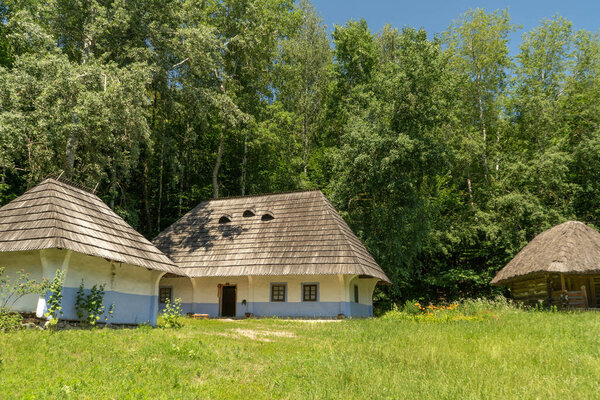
[273,0,332,180]
[444,8,516,200]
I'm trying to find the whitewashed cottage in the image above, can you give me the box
[154,191,390,318]
[0,178,178,325]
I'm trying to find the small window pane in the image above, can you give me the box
[159,287,172,304]
[303,284,317,302]
[354,285,359,303]
[271,284,286,302]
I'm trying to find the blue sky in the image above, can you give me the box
[311,0,600,53]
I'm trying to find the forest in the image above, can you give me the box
[1,0,599,306]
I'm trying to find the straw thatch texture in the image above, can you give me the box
[0,178,178,273]
[491,221,600,285]
[153,190,390,282]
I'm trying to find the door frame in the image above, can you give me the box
[219,284,237,317]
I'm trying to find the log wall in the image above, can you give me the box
[509,275,550,307]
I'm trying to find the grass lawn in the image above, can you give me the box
[1,311,600,399]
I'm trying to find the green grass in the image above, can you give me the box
[2,311,600,399]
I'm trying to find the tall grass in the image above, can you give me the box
[1,310,600,399]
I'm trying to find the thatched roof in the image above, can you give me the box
[491,221,600,285]
[153,190,390,282]
[0,178,178,273]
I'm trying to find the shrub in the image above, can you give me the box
[44,270,65,327]
[0,267,49,310]
[75,281,109,325]
[381,297,516,323]
[0,266,50,331]
[0,310,23,332]
[159,298,183,329]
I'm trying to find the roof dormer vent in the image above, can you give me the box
[243,209,256,218]
[218,215,232,224]
[261,212,274,222]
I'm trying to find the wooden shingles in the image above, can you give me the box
[0,178,179,273]
[153,190,390,282]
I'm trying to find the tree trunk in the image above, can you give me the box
[143,159,152,234]
[241,130,247,196]
[157,139,164,231]
[64,134,78,179]
[467,176,474,208]
[495,129,500,174]
[478,85,488,181]
[302,115,309,175]
[213,127,225,199]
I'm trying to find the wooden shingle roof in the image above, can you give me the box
[0,178,179,273]
[491,221,600,285]
[153,190,390,282]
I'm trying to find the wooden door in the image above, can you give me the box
[221,285,236,317]
[567,276,593,307]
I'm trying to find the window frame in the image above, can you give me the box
[270,283,287,302]
[354,284,359,303]
[302,283,319,302]
[159,286,173,304]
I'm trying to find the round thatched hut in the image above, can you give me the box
[491,221,600,309]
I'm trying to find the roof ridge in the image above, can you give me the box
[197,189,323,203]
[45,174,97,194]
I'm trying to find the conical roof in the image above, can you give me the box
[153,190,390,282]
[491,221,600,285]
[0,178,179,273]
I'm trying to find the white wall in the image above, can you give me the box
[348,276,379,307]
[1,249,164,324]
[0,250,43,312]
[248,275,344,303]
[177,274,379,317]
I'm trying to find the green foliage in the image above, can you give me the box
[159,298,183,329]
[2,3,600,307]
[75,280,109,325]
[382,296,516,323]
[0,267,48,311]
[44,270,65,326]
[0,310,22,332]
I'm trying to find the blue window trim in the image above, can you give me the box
[301,282,319,302]
[270,282,287,302]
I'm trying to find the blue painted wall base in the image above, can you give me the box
[51,287,158,326]
[166,301,373,318]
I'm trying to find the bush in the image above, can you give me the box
[0,310,23,332]
[0,267,48,310]
[45,270,65,327]
[75,281,113,325]
[159,298,183,329]
[381,297,516,323]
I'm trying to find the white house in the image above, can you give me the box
[0,178,178,325]
[154,190,390,318]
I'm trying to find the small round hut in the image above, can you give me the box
[491,221,600,309]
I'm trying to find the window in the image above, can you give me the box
[271,283,286,302]
[354,284,359,303]
[303,284,318,302]
[243,209,255,217]
[218,215,231,224]
[261,212,274,221]
[159,287,172,304]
